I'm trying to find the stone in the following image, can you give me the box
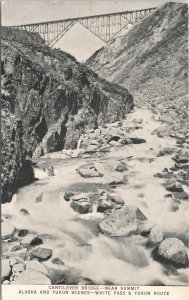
[12,263,25,274]
[9,257,18,267]
[77,164,103,178]
[157,148,175,157]
[172,192,188,200]
[51,257,64,265]
[31,247,52,262]
[21,234,43,247]
[70,201,93,214]
[18,229,29,237]
[64,191,74,201]
[13,269,51,284]
[97,200,114,213]
[70,193,89,201]
[164,264,179,276]
[3,280,10,284]
[77,277,95,285]
[1,221,15,239]
[173,149,189,164]
[20,209,30,216]
[152,126,171,138]
[99,205,147,236]
[103,173,126,185]
[11,245,24,252]
[35,192,43,203]
[166,182,184,192]
[152,238,188,268]
[26,260,49,275]
[86,145,98,152]
[130,137,146,144]
[2,259,11,279]
[146,227,164,247]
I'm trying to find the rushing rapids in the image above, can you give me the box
[2,108,189,285]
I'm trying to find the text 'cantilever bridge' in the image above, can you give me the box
[12,8,156,47]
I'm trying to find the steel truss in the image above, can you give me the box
[11,8,156,47]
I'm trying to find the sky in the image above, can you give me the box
[2,0,188,61]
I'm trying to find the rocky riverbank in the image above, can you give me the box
[2,108,188,285]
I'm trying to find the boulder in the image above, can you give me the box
[70,193,89,201]
[130,137,146,144]
[12,263,26,274]
[97,199,114,213]
[64,191,74,201]
[146,227,164,247]
[18,229,29,237]
[77,164,103,178]
[99,205,147,236]
[173,149,189,164]
[26,260,49,275]
[51,258,64,265]
[157,147,175,157]
[21,234,43,247]
[1,221,15,239]
[166,182,184,192]
[70,201,93,214]
[2,259,11,279]
[86,144,98,152]
[173,191,188,200]
[20,209,30,216]
[152,238,188,268]
[13,269,51,284]
[152,126,171,138]
[31,247,52,262]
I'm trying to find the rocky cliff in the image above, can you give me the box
[87,2,188,124]
[1,27,134,202]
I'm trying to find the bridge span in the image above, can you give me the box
[11,8,156,47]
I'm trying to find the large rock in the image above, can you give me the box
[21,234,43,247]
[76,164,103,178]
[1,221,15,239]
[31,247,52,262]
[166,182,184,192]
[70,201,93,214]
[26,260,49,275]
[99,205,147,236]
[153,238,188,268]
[130,137,146,144]
[13,269,51,284]
[173,149,189,164]
[2,259,11,279]
[146,227,164,247]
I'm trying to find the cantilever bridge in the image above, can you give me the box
[11,8,156,47]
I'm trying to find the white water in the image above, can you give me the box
[2,109,189,285]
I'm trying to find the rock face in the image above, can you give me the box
[1,110,34,203]
[153,238,188,268]
[1,26,133,203]
[99,205,147,236]
[87,2,188,137]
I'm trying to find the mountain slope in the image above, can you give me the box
[1,27,134,202]
[87,2,188,109]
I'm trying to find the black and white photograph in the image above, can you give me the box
[1,0,188,298]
